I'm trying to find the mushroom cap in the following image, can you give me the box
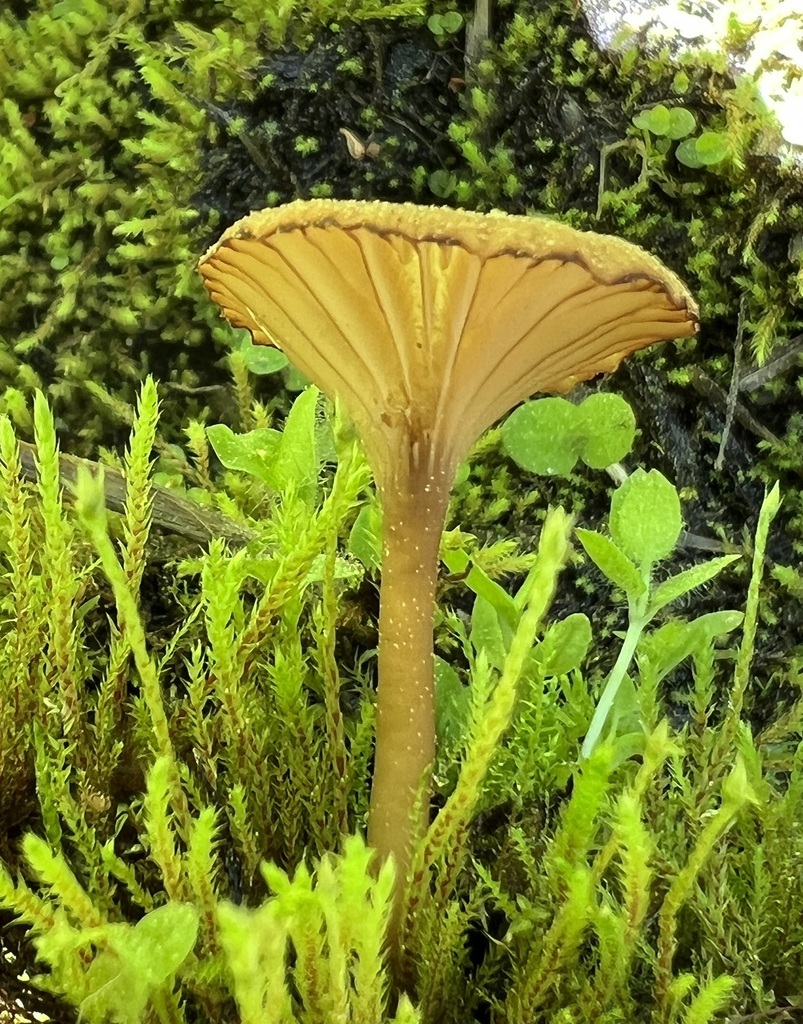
[199,199,698,492]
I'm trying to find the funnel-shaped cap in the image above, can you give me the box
[200,200,698,493]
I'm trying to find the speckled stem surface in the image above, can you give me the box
[368,473,449,894]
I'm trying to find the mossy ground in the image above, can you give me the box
[2,1,803,1021]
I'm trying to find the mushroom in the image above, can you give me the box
[199,198,698,911]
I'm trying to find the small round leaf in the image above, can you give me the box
[502,398,579,477]
[440,10,464,33]
[675,138,704,168]
[576,393,636,468]
[666,107,696,140]
[241,344,288,375]
[429,169,456,198]
[609,469,682,569]
[633,103,671,136]
[695,131,729,165]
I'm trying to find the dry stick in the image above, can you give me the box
[688,370,783,450]
[16,439,257,548]
[465,0,492,79]
[716,295,747,471]
[737,330,803,392]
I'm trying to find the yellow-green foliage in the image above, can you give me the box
[0,0,428,451]
[1,386,803,1024]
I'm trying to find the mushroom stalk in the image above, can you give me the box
[368,472,450,897]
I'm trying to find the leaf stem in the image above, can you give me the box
[581,613,647,760]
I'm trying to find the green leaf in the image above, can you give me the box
[666,106,696,139]
[435,656,470,746]
[470,595,509,670]
[647,554,740,618]
[121,903,199,983]
[441,548,519,632]
[284,364,311,391]
[81,904,198,1024]
[271,386,320,505]
[428,169,457,198]
[206,424,280,487]
[576,393,635,468]
[536,613,591,675]
[349,502,382,571]
[241,343,288,375]
[638,611,742,683]
[576,528,647,600]
[501,397,578,476]
[440,10,463,32]
[464,564,519,632]
[633,103,671,136]
[675,138,704,168]
[609,469,681,570]
[695,130,729,165]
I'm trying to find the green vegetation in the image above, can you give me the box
[3,0,803,1020]
[1,380,801,1023]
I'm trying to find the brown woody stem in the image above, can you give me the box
[368,466,449,933]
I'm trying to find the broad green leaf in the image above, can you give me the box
[435,656,470,746]
[638,619,701,683]
[470,596,508,670]
[666,106,696,139]
[633,103,671,135]
[675,138,704,168]
[241,342,288,375]
[691,609,743,638]
[695,130,729,165]
[81,904,198,1024]
[120,903,199,984]
[537,613,592,675]
[440,10,463,32]
[441,547,470,576]
[349,502,382,571]
[502,397,579,477]
[206,424,280,487]
[647,554,740,618]
[607,672,641,737]
[609,469,681,569]
[284,364,311,391]
[453,558,518,632]
[429,169,457,198]
[576,528,647,600]
[576,393,635,468]
[271,386,320,506]
[721,757,760,808]
[638,610,742,683]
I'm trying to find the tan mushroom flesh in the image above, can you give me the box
[199,198,699,901]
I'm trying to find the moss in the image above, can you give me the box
[2,0,803,721]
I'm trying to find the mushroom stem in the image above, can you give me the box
[368,471,450,914]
